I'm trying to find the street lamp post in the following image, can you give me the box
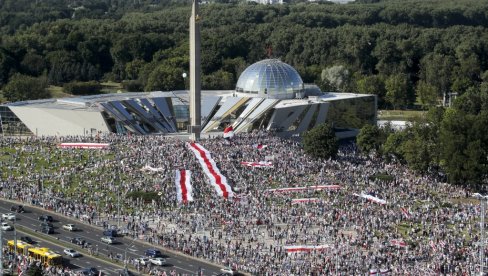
[124,238,136,274]
[473,193,488,276]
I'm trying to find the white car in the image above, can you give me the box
[1,222,13,231]
[62,224,77,231]
[135,257,150,265]
[220,267,236,275]
[63,248,81,257]
[149,257,166,266]
[101,236,115,244]
[2,213,16,221]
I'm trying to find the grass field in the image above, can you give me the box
[378,110,426,121]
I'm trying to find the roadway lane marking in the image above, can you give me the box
[174,266,195,273]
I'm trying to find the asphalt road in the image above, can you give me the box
[0,200,223,275]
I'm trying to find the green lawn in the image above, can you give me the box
[378,110,426,121]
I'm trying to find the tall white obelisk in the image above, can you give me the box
[189,0,201,141]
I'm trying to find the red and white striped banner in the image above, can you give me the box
[390,239,407,247]
[252,144,268,150]
[187,143,233,199]
[353,193,387,205]
[240,161,273,167]
[291,198,321,204]
[267,185,341,193]
[400,207,411,219]
[58,143,110,149]
[283,245,329,254]
[175,170,193,204]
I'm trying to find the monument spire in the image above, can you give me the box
[189,0,201,141]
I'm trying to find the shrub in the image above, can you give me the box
[63,81,102,95]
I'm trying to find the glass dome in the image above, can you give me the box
[235,59,304,99]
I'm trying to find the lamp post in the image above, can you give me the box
[124,238,137,274]
[473,193,488,276]
[182,72,188,91]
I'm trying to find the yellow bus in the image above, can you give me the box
[27,247,63,266]
[7,240,32,255]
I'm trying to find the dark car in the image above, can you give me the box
[103,229,117,237]
[75,267,100,276]
[145,248,163,258]
[20,236,35,244]
[40,222,54,228]
[10,205,25,213]
[40,227,54,234]
[70,237,86,246]
[38,215,53,222]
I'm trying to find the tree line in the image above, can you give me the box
[0,0,487,106]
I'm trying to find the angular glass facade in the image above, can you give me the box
[235,59,304,99]
[326,96,377,129]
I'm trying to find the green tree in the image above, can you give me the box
[302,123,338,159]
[416,80,438,108]
[3,73,50,102]
[321,65,351,92]
[357,124,389,155]
[356,75,386,107]
[385,74,411,109]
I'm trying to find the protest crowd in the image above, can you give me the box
[0,131,485,275]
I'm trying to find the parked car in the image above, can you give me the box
[145,248,163,258]
[69,237,86,246]
[134,258,150,265]
[149,257,166,266]
[101,236,115,244]
[2,213,16,221]
[63,224,77,231]
[40,227,54,234]
[1,222,13,231]
[63,248,82,257]
[10,205,25,213]
[38,215,53,222]
[103,229,117,237]
[20,236,35,244]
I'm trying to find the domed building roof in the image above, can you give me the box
[235,59,304,99]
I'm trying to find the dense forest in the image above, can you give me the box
[0,0,487,189]
[0,0,487,106]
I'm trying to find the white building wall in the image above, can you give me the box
[9,107,109,136]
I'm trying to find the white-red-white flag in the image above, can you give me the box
[390,239,407,247]
[240,161,273,167]
[223,126,234,139]
[400,207,411,219]
[187,143,233,199]
[252,144,267,150]
[58,142,110,149]
[175,170,193,204]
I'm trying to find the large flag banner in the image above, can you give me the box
[353,193,387,205]
[58,143,110,149]
[141,165,164,172]
[283,245,329,254]
[390,239,407,247]
[400,207,411,219]
[252,144,268,150]
[291,198,321,204]
[240,161,273,167]
[175,170,193,204]
[187,143,233,199]
[267,185,341,193]
[223,126,234,139]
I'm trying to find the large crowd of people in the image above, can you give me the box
[0,131,486,275]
